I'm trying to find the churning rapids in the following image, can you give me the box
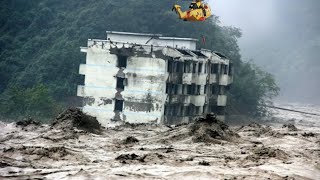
[0,103,319,180]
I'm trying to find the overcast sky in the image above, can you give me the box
[209,0,278,60]
[209,0,320,104]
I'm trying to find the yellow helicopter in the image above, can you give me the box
[172,0,212,21]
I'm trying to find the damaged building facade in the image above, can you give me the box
[77,31,233,127]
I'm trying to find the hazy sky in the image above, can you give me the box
[209,0,320,104]
[210,0,277,60]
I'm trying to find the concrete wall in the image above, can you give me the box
[107,31,197,50]
[78,31,233,127]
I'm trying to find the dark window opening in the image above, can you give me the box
[220,64,224,74]
[195,106,200,115]
[167,60,173,72]
[173,62,178,72]
[184,61,191,73]
[197,85,201,95]
[203,105,207,114]
[185,106,191,116]
[115,100,124,111]
[182,84,187,94]
[177,62,183,73]
[198,63,203,73]
[192,63,197,73]
[226,85,231,91]
[219,86,225,95]
[117,55,127,68]
[210,105,217,112]
[212,106,225,115]
[211,85,217,95]
[116,77,126,90]
[224,65,228,75]
[187,85,192,94]
[174,84,179,94]
[166,83,171,94]
[212,64,219,74]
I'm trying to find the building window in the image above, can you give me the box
[192,63,197,73]
[117,55,127,68]
[219,86,225,95]
[174,84,179,94]
[211,84,217,95]
[166,83,171,94]
[167,60,173,73]
[224,65,228,75]
[195,106,200,115]
[203,105,207,114]
[177,62,183,73]
[182,84,187,95]
[212,64,219,74]
[185,106,191,116]
[196,85,201,95]
[184,61,191,73]
[114,100,124,112]
[116,77,126,90]
[220,64,225,74]
[198,63,203,73]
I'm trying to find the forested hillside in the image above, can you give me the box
[0,0,279,119]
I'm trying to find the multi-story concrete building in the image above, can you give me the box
[77,31,233,127]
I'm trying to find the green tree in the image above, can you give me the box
[229,62,280,117]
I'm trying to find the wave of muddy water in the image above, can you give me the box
[0,103,320,180]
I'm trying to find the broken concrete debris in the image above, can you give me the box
[122,136,139,144]
[282,123,298,131]
[52,108,102,134]
[16,117,41,127]
[190,114,240,143]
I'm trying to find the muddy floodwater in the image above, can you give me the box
[0,103,320,179]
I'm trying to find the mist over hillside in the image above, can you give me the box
[212,0,320,104]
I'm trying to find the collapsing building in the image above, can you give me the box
[77,31,233,127]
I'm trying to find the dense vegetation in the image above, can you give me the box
[0,0,279,120]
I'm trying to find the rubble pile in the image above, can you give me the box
[236,122,276,137]
[122,136,139,144]
[189,114,240,143]
[116,153,165,164]
[52,108,102,134]
[16,117,41,127]
[282,123,298,131]
[246,146,289,162]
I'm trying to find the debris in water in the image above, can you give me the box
[189,114,240,143]
[116,153,140,162]
[52,108,102,134]
[16,117,41,127]
[246,146,289,162]
[199,160,210,166]
[282,124,298,131]
[302,132,316,137]
[122,136,139,144]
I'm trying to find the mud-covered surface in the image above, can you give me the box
[1,104,320,179]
